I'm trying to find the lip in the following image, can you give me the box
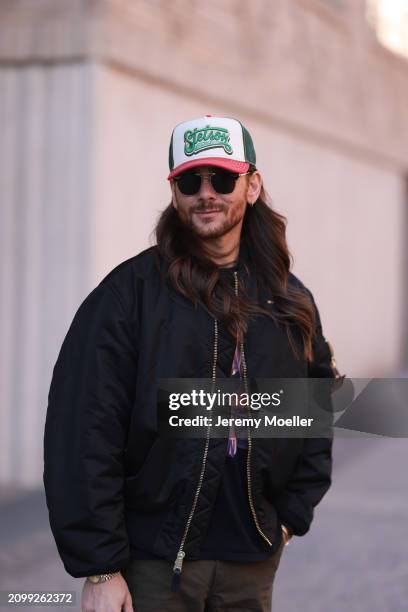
[194,209,223,216]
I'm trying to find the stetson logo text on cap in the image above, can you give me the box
[184,125,233,156]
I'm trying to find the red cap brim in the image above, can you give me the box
[168,158,250,180]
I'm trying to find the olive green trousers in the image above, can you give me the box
[122,540,285,612]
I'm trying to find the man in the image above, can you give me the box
[44,115,340,611]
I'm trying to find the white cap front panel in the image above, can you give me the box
[171,116,245,168]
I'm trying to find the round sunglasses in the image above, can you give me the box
[173,169,251,196]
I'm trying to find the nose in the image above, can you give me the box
[197,174,217,200]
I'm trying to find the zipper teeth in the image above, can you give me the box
[174,268,273,577]
[173,316,218,570]
[234,271,272,548]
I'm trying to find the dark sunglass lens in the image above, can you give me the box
[211,171,237,194]
[176,173,201,195]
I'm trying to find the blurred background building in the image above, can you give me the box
[0,1,407,608]
[1,0,408,488]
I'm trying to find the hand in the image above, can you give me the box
[281,524,292,546]
[81,573,134,612]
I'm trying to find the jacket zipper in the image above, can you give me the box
[172,315,218,589]
[233,271,273,548]
[172,269,273,590]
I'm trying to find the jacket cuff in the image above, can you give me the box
[275,493,314,537]
[64,557,131,579]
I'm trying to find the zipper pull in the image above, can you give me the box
[171,549,185,592]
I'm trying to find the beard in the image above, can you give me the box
[176,203,245,240]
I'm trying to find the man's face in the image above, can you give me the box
[171,166,260,240]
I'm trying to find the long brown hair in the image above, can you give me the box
[154,186,316,362]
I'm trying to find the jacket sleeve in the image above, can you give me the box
[274,288,336,537]
[43,280,138,577]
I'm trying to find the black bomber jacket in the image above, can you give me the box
[43,243,337,580]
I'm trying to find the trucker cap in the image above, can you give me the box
[168,115,256,179]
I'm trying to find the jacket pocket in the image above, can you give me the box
[124,438,190,511]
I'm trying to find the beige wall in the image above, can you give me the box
[0,62,94,485]
[92,62,405,378]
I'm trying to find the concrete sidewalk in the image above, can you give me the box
[274,437,408,611]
